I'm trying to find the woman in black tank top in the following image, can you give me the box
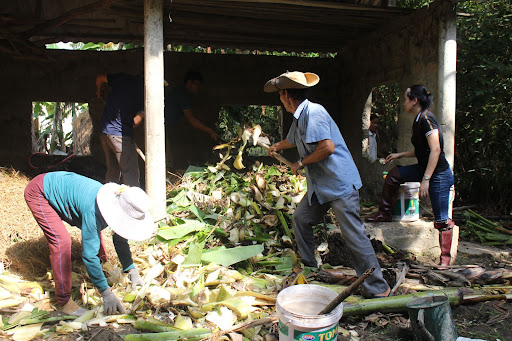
[366,85,456,266]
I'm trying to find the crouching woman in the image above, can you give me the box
[24,171,154,316]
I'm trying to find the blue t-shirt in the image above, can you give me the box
[164,86,192,128]
[100,73,144,138]
[286,100,362,205]
[43,171,134,292]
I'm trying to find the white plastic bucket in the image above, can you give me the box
[276,284,343,341]
[392,182,420,222]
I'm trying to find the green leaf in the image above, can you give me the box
[201,244,264,266]
[170,190,190,207]
[156,221,207,240]
[266,167,282,177]
[184,166,206,178]
[183,239,206,265]
[189,204,205,222]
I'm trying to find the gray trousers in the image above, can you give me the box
[293,189,389,296]
[100,133,140,187]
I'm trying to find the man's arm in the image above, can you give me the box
[96,74,108,99]
[301,139,335,166]
[268,139,295,154]
[183,109,219,141]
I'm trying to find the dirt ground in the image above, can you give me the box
[324,233,512,341]
[338,281,512,341]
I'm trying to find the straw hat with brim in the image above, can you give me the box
[264,71,320,93]
[97,183,154,241]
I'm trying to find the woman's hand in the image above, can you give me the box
[385,153,400,164]
[419,179,430,199]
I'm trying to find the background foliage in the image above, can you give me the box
[371,83,400,156]
[455,0,512,213]
[32,102,88,154]
[216,105,282,156]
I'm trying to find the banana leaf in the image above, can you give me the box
[157,221,207,241]
[201,244,264,266]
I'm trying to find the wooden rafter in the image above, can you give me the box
[22,0,119,40]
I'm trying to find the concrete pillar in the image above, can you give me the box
[144,0,166,222]
[437,4,457,169]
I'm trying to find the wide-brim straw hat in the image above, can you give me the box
[264,71,320,92]
[97,183,155,241]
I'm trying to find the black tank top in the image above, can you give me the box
[411,111,450,174]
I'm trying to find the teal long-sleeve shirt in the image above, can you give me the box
[43,171,134,292]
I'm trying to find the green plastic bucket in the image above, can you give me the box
[276,284,343,341]
[392,182,420,222]
[407,295,457,341]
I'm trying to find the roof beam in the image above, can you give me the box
[22,0,118,40]
[177,0,410,13]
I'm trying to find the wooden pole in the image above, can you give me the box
[319,267,374,315]
[144,0,167,222]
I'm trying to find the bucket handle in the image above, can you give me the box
[417,309,435,341]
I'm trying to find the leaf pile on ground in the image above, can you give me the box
[2,163,512,340]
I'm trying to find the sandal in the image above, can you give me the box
[371,287,391,299]
[60,299,89,316]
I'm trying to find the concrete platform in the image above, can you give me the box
[364,219,459,263]
[457,241,511,258]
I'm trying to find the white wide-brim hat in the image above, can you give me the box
[97,183,155,241]
[264,71,320,93]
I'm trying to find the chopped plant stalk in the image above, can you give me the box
[275,210,293,241]
[19,315,77,325]
[174,314,193,330]
[134,317,179,332]
[3,308,48,331]
[6,323,44,341]
[381,242,395,254]
[124,328,211,341]
[250,200,262,215]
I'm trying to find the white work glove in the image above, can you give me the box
[128,268,143,290]
[101,288,126,315]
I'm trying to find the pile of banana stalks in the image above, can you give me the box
[461,209,512,246]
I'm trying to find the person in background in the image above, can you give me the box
[366,85,456,266]
[24,171,154,316]
[264,71,390,298]
[96,73,146,187]
[364,113,380,163]
[164,71,219,167]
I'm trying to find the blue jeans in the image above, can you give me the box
[397,165,454,222]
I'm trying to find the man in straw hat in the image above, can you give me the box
[25,171,155,316]
[264,71,390,298]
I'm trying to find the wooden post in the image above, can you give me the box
[144,0,167,222]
